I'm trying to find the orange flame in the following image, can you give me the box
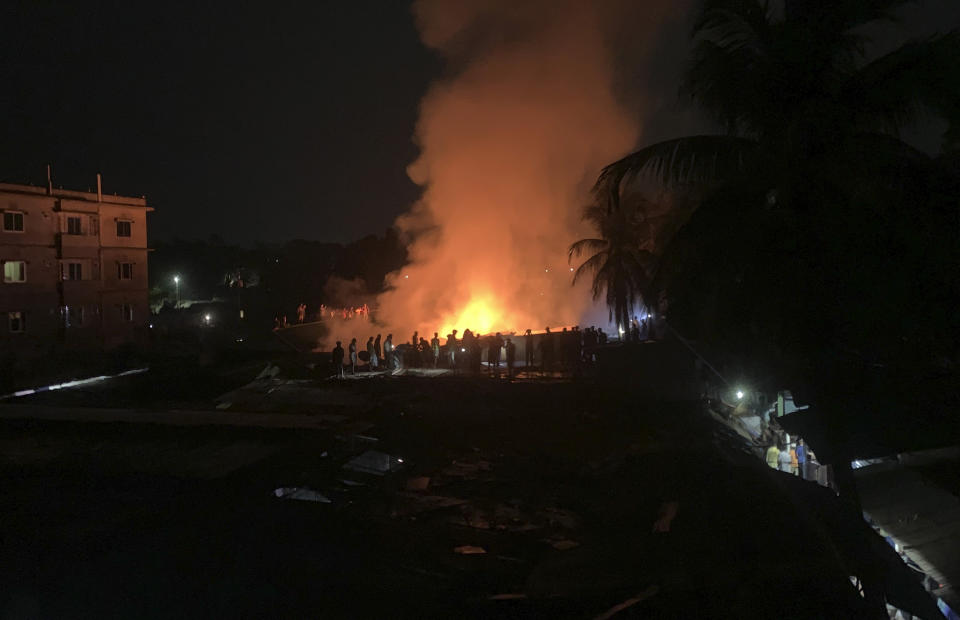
[438,294,512,336]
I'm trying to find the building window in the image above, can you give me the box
[117,262,134,280]
[116,220,132,237]
[66,216,83,235]
[121,304,134,322]
[60,305,85,328]
[3,261,26,283]
[3,211,24,232]
[8,311,25,333]
[63,262,83,281]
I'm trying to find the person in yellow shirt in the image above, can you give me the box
[765,443,780,469]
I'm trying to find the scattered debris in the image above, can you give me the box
[593,585,659,620]
[342,450,404,476]
[406,476,430,491]
[550,539,580,551]
[339,478,365,487]
[274,487,332,503]
[215,402,232,410]
[256,364,281,380]
[453,545,486,555]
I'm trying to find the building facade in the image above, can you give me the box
[0,181,152,354]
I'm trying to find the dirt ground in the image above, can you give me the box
[1,367,872,618]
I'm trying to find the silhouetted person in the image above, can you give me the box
[505,338,516,378]
[524,329,534,368]
[419,337,431,366]
[487,333,501,376]
[431,332,440,368]
[367,336,378,370]
[560,327,569,368]
[332,341,345,378]
[446,329,459,366]
[349,338,358,374]
[410,331,420,367]
[540,327,554,373]
[384,334,395,369]
[470,332,483,372]
[374,334,382,361]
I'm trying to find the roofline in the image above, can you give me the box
[0,182,149,208]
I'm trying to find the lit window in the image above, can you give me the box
[3,211,24,232]
[8,311,25,333]
[117,262,134,280]
[121,304,134,322]
[66,216,83,235]
[63,262,83,281]
[60,306,84,328]
[116,220,132,237]
[3,261,26,283]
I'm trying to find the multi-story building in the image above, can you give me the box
[0,178,152,354]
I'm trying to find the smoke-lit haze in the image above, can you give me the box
[375,0,687,338]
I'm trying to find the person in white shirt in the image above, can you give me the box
[778,444,794,472]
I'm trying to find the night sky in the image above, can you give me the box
[2,1,958,245]
[0,1,437,244]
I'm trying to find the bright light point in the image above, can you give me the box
[173,275,179,283]
[736,390,744,400]
[461,348,466,352]
[397,458,404,463]
[404,274,409,279]
[569,267,574,271]
[204,314,211,322]
[544,268,549,272]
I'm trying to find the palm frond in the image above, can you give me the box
[572,252,607,291]
[595,136,758,206]
[846,30,960,132]
[567,238,606,262]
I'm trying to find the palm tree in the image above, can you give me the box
[591,5,959,611]
[593,0,959,373]
[568,198,654,331]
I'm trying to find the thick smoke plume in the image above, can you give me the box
[375,0,683,338]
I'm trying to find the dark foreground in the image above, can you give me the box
[0,370,902,618]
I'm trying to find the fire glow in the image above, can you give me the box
[438,295,504,336]
[370,1,680,338]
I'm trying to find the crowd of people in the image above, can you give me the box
[274,303,370,329]
[329,325,619,378]
[319,304,370,321]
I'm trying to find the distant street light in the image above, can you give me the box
[736,390,745,400]
[173,275,180,309]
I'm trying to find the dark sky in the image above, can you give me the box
[0,1,438,244]
[2,2,958,245]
